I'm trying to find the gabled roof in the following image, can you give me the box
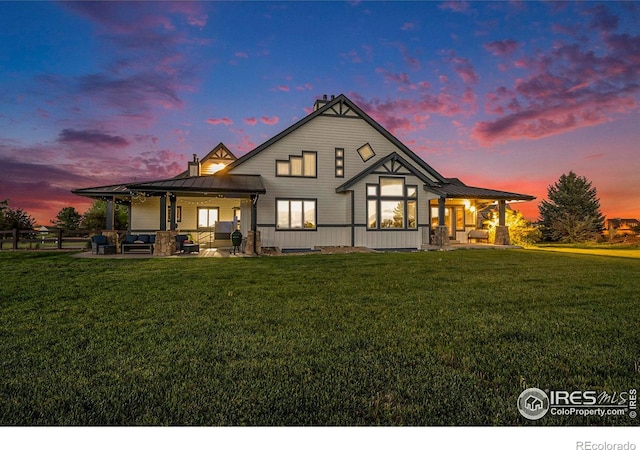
[127,174,265,195]
[336,152,434,192]
[220,94,447,183]
[174,142,237,178]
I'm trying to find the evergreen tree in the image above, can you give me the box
[538,171,605,242]
[51,206,82,230]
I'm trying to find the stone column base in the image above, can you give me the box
[494,226,511,245]
[101,230,120,253]
[155,231,177,256]
[434,226,450,247]
[245,231,261,255]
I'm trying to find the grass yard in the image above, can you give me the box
[0,249,638,426]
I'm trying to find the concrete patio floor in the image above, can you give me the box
[72,247,249,259]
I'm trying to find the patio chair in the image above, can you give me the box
[175,234,189,252]
[91,235,109,254]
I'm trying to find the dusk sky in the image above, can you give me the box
[1,1,639,225]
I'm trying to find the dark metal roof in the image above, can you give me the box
[127,174,265,195]
[424,180,536,201]
[220,94,447,183]
[71,183,132,198]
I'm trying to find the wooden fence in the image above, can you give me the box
[0,229,103,251]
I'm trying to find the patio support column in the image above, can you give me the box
[159,195,167,231]
[169,195,177,231]
[105,197,115,231]
[494,200,510,245]
[438,196,446,226]
[498,200,506,226]
[125,202,132,232]
[246,194,261,255]
[435,196,449,247]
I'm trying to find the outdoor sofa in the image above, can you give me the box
[121,234,155,254]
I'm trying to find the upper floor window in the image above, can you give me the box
[367,177,417,230]
[276,151,317,177]
[357,143,375,162]
[335,148,344,178]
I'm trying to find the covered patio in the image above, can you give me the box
[72,174,265,256]
[426,179,536,246]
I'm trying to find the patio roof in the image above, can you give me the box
[72,174,266,199]
[71,183,132,199]
[127,174,266,196]
[425,178,536,201]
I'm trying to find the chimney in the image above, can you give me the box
[188,153,200,177]
[313,94,333,111]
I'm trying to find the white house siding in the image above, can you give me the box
[354,228,423,249]
[230,114,439,249]
[258,226,350,250]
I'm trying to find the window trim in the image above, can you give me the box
[357,143,375,162]
[275,198,318,231]
[197,206,220,229]
[275,151,317,178]
[335,147,344,178]
[366,177,418,231]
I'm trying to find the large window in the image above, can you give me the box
[276,199,317,230]
[367,178,417,230]
[276,151,317,177]
[198,207,219,229]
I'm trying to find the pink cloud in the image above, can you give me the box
[349,89,476,135]
[276,85,290,92]
[447,54,479,84]
[206,117,233,126]
[232,130,256,154]
[235,51,249,58]
[295,83,313,91]
[472,30,640,145]
[483,39,519,56]
[439,1,471,14]
[260,116,279,125]
[244,117,258,126]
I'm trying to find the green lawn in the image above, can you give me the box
[0,250,638,425]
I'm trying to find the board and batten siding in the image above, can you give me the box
[229,114,439,249]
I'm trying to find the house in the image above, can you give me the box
[605,218,639,236]
[72,94,535,254]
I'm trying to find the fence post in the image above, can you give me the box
[13,229,18,250]
[57,228,63,249]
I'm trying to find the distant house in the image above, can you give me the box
[72,94,535,253]
[605,218,639,236]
